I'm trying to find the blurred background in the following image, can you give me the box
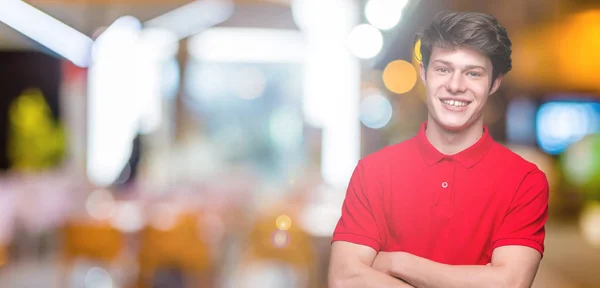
[0,0,599,287]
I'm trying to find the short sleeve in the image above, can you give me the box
[332,162,381,251]
[492,169,549,256]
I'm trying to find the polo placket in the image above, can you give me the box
[433,157,456,218]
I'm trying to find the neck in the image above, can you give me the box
[425,116,484,155]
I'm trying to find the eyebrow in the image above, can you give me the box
[432,60,488,72]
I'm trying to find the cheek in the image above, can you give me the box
[470,83,490,101]
[425,78,446,93]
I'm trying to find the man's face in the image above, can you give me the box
[420,46,502,132]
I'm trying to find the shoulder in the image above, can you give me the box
[489,142,540,172]
[359,137,418,172]
[488,142,548,187]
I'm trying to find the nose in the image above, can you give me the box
[445,72,467,94]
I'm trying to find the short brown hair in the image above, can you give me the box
[417,11,512,81]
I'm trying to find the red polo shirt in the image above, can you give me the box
[332,122,549,265]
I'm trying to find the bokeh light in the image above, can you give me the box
[506,98,538,145]
[109,201,144,233]
[383,60,417,94]
[275,215,292,231]
[84,266,114,288]
[365,0,408,30]
[561,134,600,188]
[271,230,290,249]
[86,189,115,221]
[360,93,393,129]
[347,24,383,59]
[150,203,180,231]
[536,101,600,155]
[580,202,600,248]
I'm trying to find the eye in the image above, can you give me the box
[436,67,450,74]
[467,71,482,77]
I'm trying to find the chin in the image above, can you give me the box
[433,117,470,132]
[440,122,468,132]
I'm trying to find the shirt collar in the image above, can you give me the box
[416,122,493,168]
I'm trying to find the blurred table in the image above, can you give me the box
[0,220,598,288]
[533,220,600,288]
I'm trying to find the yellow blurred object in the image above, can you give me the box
[247,212,314,267]
[411,40,426,102]
[59,221,124,288]
[414,38,422,63]
[580,201,600,248]
[7,88,65,171]
[511,10,600,92]
[275,214,292,231]
[0,245,6,267]
[238,210,318,287]
[61,221,124,262]
[137,212,211,285]
[383,60,418,94]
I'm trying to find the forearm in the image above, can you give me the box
[330,263,415,288]
[389,253,506,288]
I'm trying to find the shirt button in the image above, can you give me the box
[441,182,448,188]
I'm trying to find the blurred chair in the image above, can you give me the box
[237,211,318,288]
[0,244,6,268]
[60,220,125,286]
[137,212,213,288]
[62,221,123,263]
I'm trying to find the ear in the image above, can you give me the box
[420,61,427,84]
[489,74,503,95]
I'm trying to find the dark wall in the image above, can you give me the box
[0,51,61,170]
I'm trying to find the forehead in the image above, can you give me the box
[429,46,492,69]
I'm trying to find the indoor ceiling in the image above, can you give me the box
[1,0,584,66]
[0,0,296,49]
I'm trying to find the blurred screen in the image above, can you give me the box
[506,98,538,145]
[536,98,600,155]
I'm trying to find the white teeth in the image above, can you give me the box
[441,99,469,107]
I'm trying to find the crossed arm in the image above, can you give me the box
[328,241,415,288]
[328,241,542,288]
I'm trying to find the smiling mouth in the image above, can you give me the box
[440,99,470,108]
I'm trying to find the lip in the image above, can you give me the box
[439,98,470,112]
[439,97,473,103]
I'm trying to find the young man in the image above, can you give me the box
[328,11,549,288]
